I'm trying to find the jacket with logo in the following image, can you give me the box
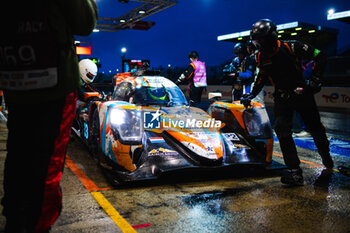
[1,0,97,104]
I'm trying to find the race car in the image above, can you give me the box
[72,70,273,184]
[207,97,274,166]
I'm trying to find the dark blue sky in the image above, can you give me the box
[78,0,350,73]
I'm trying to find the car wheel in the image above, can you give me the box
[89,109,101,161]
[89,109,112,170]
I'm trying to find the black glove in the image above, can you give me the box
[240,94,254,108]
[305,76,322,94]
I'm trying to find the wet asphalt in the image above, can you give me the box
[0,109,349,233]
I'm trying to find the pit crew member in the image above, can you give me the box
[0,1,97,232]
[241,19,332,186]
[176,51,207,107]
[230,43,256,101]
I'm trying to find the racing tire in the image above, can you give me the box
[89,109,102,161]
[89,109,112,170]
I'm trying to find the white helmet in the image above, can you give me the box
[79,59,98,84]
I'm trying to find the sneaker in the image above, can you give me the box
[294,130,311,137]
[314,168,333,187]
[338,166,350,177]
[281,168,304,186]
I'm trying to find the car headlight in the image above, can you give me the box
[243,107,273,138]
[109,108,142,144]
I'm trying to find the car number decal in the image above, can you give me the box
[224,133,239,141]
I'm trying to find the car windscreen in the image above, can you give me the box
[133,86,188,106]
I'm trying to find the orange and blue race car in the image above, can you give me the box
[72,70,273,184]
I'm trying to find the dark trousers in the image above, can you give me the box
[2,92,77,233]
[233,88,243,101]
[274,93,329,169]
[189,83,204,107]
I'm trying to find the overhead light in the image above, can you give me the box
[328,8,335,15]
[237,37,243,40]
[74,40,80,44]
[308,30,316,33]
[291,32,297,36]
[120,19,126,23]
[278,30,284,34]
[278,35,282,38]
[295,27,302,31]
[138,10,146,14]
[93,29,99,32]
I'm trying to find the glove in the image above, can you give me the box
[240,94,254,108]
[229,72,238,77]
[176,74,185,85]
[294,87,304,95]
[305,76,322,94]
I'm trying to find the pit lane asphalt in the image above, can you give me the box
[0,115,349,232]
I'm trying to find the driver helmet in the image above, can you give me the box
[79,59,98,84]
[147,87,166,101]
[250,19,278,52]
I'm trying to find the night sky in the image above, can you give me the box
[77,0,350,73]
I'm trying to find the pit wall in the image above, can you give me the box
[179,85,350,110]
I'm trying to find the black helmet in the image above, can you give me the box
[188,51,199,59]
[233,43,247,56]
[247,40,256,51]
[250,19,278,51]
